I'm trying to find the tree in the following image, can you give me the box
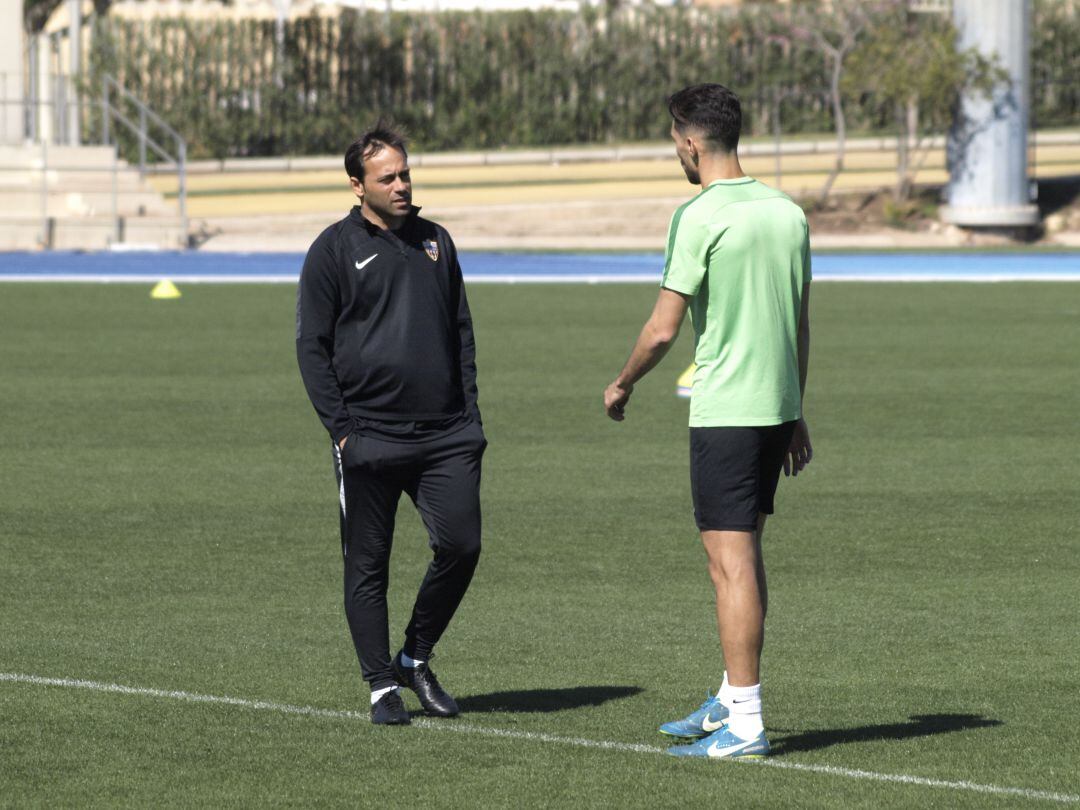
[782,0,891,204]
[25,0,64,31]
[846,6,1005,200]
[25,0,112,32]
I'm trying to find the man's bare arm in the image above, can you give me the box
[604,288,690,421]
[797,282,810,402]
[784,282,813,476]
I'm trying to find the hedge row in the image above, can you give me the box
[83,1,1080,160]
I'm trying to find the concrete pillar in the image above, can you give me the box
[1,0,26,144]
[942,0,1039,227]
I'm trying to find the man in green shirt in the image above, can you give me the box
[604,83,812,759]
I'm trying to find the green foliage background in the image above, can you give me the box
[80,1,1080,160]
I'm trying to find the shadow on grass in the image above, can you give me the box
[458,685,643,714]
[770,713,1002,756]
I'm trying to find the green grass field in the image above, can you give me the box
[1,282,1078,808]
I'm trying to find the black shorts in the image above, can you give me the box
[689,421,797,533]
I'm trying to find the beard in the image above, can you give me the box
[366,192,411,220]
[679,157,700,185]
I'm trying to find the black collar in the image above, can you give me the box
[349,205,422,235]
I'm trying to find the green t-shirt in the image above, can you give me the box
[661,177,811,427]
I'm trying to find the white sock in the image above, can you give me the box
[720,682,764,740]
[370,685,398,705]
[400,652,425,668]
[716,671,730,701]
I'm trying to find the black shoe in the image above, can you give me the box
[393,652,460,717]
[370,688,411,725]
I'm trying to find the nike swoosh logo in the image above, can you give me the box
[354,254,378,270]
[707,737,759,758]
[701,714,726,733]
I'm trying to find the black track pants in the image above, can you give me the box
[331,420,485,690]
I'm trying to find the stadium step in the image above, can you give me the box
[0,144,118,169]
[0,214,186,251]
[0,144,184,249]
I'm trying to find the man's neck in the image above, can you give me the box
[696,152,746,189]
[361,202,406,231]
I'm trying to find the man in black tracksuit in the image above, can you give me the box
[296,122,485,726]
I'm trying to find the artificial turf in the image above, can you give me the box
[0,281,1078,808]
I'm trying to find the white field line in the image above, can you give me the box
[2,672,1078,805]
[1,273,1080,284]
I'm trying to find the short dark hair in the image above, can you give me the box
[668,84,742,153]
[344,118,408,180]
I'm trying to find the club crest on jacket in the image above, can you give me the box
[423,239,439,262]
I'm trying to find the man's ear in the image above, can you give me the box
[687,138,701,167]
[349,176,364,200]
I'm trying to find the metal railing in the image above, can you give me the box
[100,75,187,242]
[0,71,188,249]
[1,70,88,147]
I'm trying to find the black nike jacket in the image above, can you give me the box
[296,206,480,444]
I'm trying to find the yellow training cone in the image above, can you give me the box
[677,363,695,399]
[151,279,181,299]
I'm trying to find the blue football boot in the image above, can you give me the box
[667,725,770,759]
[658,693,729,740]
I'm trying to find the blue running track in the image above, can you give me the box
[1,250,1078,283]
